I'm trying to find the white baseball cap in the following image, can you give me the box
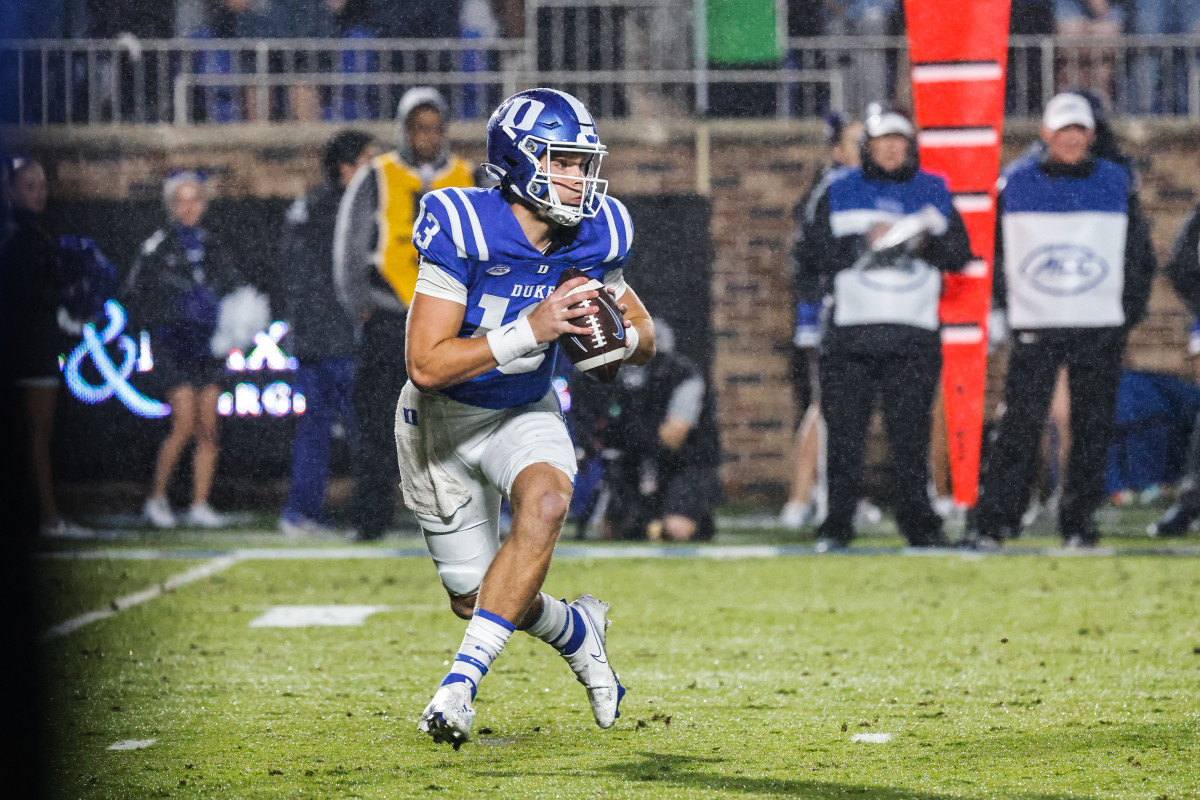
[1042,92,1095,132]
[864,104,915,139]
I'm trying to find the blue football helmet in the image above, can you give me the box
[484,88,608,226]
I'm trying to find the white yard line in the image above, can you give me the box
[40,555,240,641]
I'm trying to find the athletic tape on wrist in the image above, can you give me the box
[487,316,540,366]
[622,322,640,360]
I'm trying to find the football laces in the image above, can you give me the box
[585,312,606,348]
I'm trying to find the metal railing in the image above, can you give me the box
[6,32,1200,125]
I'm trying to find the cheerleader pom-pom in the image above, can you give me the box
[210,286,271,357]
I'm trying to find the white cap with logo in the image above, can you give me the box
[1042,92,1095,132]
[864,103,915,138]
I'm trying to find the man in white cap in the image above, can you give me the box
[968,92,1158,550]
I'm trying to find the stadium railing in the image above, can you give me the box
[4,33,1200,125]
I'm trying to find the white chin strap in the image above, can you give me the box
[542,181,586,226]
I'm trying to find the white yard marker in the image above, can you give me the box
[851,733,893,744]
[249,605,390,628]
[108,739,156,750]
[40,555,239,641]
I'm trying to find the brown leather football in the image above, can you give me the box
[556,267,627,382]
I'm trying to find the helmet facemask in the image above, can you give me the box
[518,137,608,226]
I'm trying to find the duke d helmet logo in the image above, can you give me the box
[1020,244,1109,296]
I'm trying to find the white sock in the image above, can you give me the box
[525,592,586,656]
[442,608,514,699]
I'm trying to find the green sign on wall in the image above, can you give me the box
[705,0,780,64]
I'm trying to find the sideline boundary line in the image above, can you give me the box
[37,543,1200,563]
[40,555,240,641]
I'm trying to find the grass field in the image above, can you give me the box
[32,513,1200,799]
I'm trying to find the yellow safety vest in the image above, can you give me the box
[373,152,475,306]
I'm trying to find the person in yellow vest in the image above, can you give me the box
[334,86,475,541]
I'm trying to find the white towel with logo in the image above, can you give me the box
[394,381,472,518]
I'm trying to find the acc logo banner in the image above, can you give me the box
[858,259,934,293]
[1019,244,1109,296]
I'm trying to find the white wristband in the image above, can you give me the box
[487,317,540,366]
[622,322,640,360]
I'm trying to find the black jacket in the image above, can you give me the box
[0,210,61,379]
[1164,202,1200,320]
[123,224,243,363]
[576,350,720,475]
[278,183,356,360]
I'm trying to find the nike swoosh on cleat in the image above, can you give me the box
[582,610,608,663]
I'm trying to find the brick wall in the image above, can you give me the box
[9,119,1198,501]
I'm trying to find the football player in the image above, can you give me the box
[400,88,656,748]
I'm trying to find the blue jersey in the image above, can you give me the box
[413,186,634,409]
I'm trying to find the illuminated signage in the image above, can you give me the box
[61,299,306,419]
[217,320,305,417]
[63,300,171,418]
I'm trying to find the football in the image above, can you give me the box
[556,267,627,382]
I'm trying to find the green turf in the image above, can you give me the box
[35,548,1200,799]
[32,558,197,632]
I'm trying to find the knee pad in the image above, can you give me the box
[416,501,499,598]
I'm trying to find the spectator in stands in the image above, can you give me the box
[1129,0,1200,114]
[333,87,475,541]
[278,130,376,538]
[779,112,862,530]
[372,0,462,108]
[263,0,378,122]
[969,93,1157,550]
[574,320,721,542]
[324,0,380,121]
[190,0,271,123]
[86,0,175,122]
[1147,198,1200,537]
[125,172,243,529]
[371,0,461,39]
[0,158,90,539]
[825,1,901,114]
[1008,1,1055,115]
[1054,1,1123,107]
[797,105,973,552]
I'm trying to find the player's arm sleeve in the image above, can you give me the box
[413,256,468,305]
[333,164,379,319]
[1165,203,1200,319]
[1122,191,1158,328]
[600,196,635,299]
[601,267,629,299]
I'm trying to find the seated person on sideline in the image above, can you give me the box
[577,319,722,542]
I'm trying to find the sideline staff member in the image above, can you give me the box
[971,92,1157,549]
[334,87,474,541]
[797,105,973,552]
